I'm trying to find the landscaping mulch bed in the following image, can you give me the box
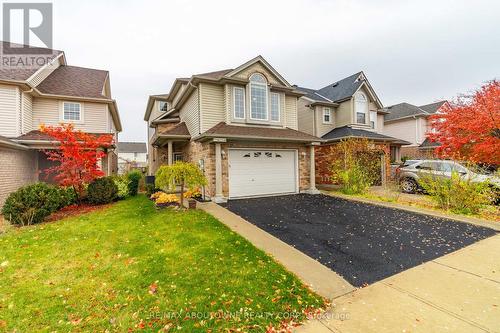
[46,203,113,222]
[222,194,498,287]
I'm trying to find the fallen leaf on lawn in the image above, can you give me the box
[149,282,158,295]
[0,320,6,328]
[0,261,8,267]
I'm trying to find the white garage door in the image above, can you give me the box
[228,149,298,198]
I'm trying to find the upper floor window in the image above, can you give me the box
[63,102,81,121]
[159,101,168,112]
[270,92,280,122]
[370,111,377,129]
[355,92,368,124]
[249,73,268,120]
[323,107,332,124]
[233,87,245,119]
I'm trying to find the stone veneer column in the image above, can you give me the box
[306,144,320,194]
[213,142,225,203]
[167,141,173,165]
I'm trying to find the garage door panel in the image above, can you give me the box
[228,149,297,198]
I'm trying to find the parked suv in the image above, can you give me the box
[398,160,500,194]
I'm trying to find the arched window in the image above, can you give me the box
[355,92,368,124]
[249,73,268,120]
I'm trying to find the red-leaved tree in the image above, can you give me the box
[428,80,500,165]
[40,124,114,200]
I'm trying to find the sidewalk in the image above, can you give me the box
[296,234,500,333]
[198,202,355,300]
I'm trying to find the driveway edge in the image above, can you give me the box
[322,191,500,232]
[198,202,356,300]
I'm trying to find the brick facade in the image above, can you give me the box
[400,146,437,160]
[315,142,391,186]
[0,148,38,206]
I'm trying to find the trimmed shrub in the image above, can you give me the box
[1,183,68,226]
[87,177,118,204]
[419,171,493,214]
[54,186,77,209]
[127,170,142,196]
[145,184,161,197]
[112,175,130,200]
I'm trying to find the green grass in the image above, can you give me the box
[0,196,325,332]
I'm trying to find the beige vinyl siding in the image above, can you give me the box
[0,84,20,137]
[297,98,314,135]
[335,99,352,128]
[21,93,33,134]
[179,89,199,136]
[232,62,282,85]
[199,83,225,133]
[32,98,110,133]
[377,114,385,132]
[28,56,62,87]
[173,84,187,106]
[224,84,231,123]
[383,118,419,146]
[315,105,336,138]
[284,95,298,130]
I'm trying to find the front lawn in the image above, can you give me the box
[0,196,325,332]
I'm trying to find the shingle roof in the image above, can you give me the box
[419,101,446,114]
[202,122,321,142]
[295,86,331,102]
[316,72,364,102]
[194,69,232,80]
[117,142,147,153]
[322,126,408,143]
[419,138,441,149]
[158,122,190,137]
[383,103,428,121]
[36,65,109,99]
[15,130,113,141]
[0,41,63,81]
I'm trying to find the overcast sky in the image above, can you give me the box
[45,0,500,141]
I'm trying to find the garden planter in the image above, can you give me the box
[188,199,197,209]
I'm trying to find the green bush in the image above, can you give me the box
[145,183,160,197]
[112,175,130,200]
[87,177,118,204]
[127,170,142,196]
[419,172,493,214]
[1,183,72,226]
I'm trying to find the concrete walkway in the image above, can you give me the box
[198,202,355,299]
[296,234,500,333]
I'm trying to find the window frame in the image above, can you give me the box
[270,92,280,122]
[370,111,377,129]
[322,107,332,124]
[61,101,83,123]
[233,86,246,120]
[249,73,269,121]
[355,92,368,125]
[158,101,168,112]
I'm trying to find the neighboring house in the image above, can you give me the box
[0,42,121,205]
[144,56,321,202]
[117,142,147,174]
[296,72,409,186]
[382,101,447,159]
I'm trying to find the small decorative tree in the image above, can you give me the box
[40,124,114,201]
[155,162,207,208]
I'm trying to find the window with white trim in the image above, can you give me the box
[270,92,280,121]
[159,101,168,112]
[63,102,81,121]
[370,111,377,129]
[355,92,368,124]
[233,87,245,119]
[323,107,332,124]
[249,73,268,120]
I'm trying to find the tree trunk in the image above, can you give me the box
[180,180,185,209]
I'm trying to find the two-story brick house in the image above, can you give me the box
[296,72,409,186]
[0,42,121,205]
[144,56,321,202]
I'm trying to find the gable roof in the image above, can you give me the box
[117,142,147,153]
[36,65,109,99]
[225,55,291,87]
[294,86,332,102]
[419,101,446,114]
[384,101,447,122]
[321,126,410,144]
[0,41,63,81]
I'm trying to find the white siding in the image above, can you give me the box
[28,56,62,87]
[0,84,20,137]
[200,83,225,132]
[21,93,33,134]
[179,89,199,136]
[32,98,110,133]
[284,95,298,130]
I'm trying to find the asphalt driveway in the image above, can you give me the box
[221,194,497,287]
